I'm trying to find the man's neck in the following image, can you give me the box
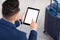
[3,18,15,24]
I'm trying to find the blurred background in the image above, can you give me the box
[0,0,60,40]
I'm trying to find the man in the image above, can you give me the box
[0,0,38,40]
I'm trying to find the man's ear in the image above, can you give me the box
[13,13,18,21]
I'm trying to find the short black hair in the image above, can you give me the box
[2,0,20,19]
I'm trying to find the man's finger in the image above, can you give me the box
[32,19,36,23]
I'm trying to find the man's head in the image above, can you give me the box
[2,0,20,21]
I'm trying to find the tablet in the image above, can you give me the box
[23,7,40,25]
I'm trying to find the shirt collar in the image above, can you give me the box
[0,18,16,29]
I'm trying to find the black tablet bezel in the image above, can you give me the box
[23,7,40,25]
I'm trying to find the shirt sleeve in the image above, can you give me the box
[15,20,20,27]
[28,30,37,40]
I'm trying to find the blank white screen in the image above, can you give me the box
[24,9,39,24]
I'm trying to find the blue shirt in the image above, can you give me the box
[0,18,37,40]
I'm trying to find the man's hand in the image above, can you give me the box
[20,13,26,23]
[30,19,38,31]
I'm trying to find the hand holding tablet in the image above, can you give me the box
[23,7,40,25]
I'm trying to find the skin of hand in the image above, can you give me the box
[30,19,38,31]
[21,13,26,23]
